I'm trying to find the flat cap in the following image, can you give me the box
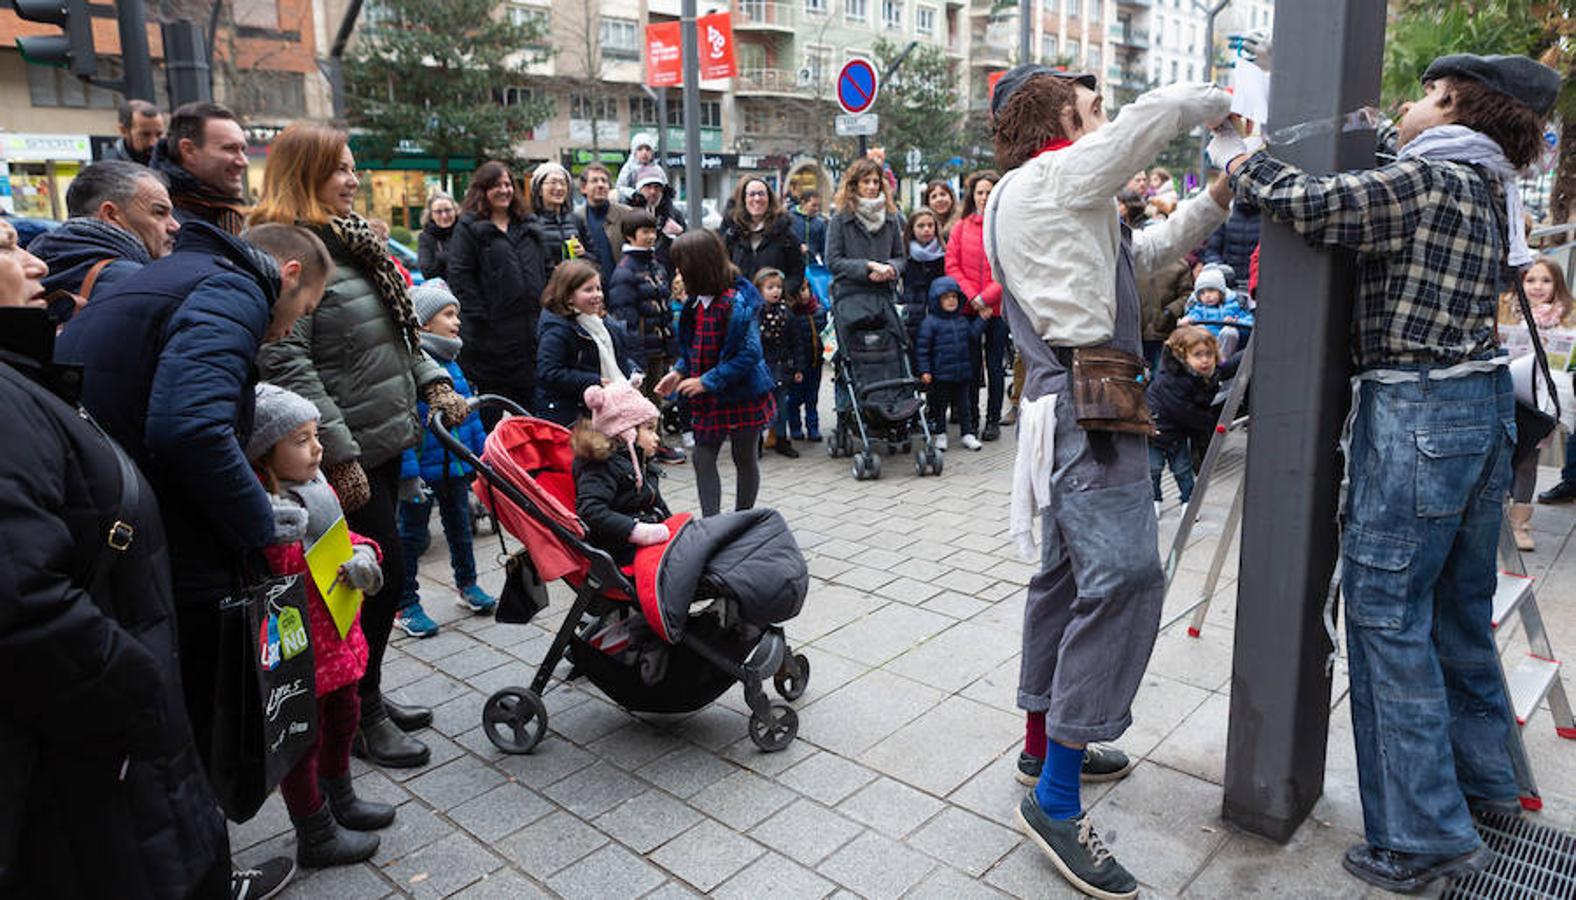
[991,64,1098,118]
[1423,53,1562,117]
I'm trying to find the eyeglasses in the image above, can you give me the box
[746,190,769,198]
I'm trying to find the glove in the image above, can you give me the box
[270,496,308,544]
[629,370,645,390]
[1238,30,1271,71]
[1207,125,1250,172]
[326,459,371,512]
[340,544,384,594]
[629,522,671,546]
[398,477,429,504]
[425,382,471,426]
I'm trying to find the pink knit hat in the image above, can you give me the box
[584,382,660,482]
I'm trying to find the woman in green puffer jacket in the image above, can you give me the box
[252,123,471,771]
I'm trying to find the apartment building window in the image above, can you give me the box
[1067,39,1080,61]
[629,96,660,125]
[1188,23,1198,52]
[881,0,902,30]
[508,3,550,43]
[804,46,831,83]
[1087,46,1100,71]
[915,4,935,35]
[845,0,868,24]
[571,94,619,122]
[744,105,772,134]
[26,64,119,109]
[1087,0,1100,24]
[600,17,640,60]
[1040,34,1056,61]
[1187,62,1196,80]
[1169,60,1178,82]
[231,0,278,29]
[498,85,534,107]
[1152,17,1162,47]
[665,100,721,128]
[805,0,827,13]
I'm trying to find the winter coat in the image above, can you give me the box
[529,206,592,281]
[0,308,227,899]
[901,250,946,348]
[826,209,906,300]
[1138,255,1194,342]
[673,275,776,402]
[573,446,671,567]
[1181,287,1254,336]
[760,299,813,385]
[1146,348,1222,451]
[27,217,151,301]
[55,221,280,602]
[417,220,454,283]
[631,184,688,270]
[400,357,487,484]
[723,213,806,299]
[260,525,375,697]
[257,226,450,469]
[944,213,1002,316]
[101,136,152,166]
[534,311,641,426]
[916,276,983,383]
[1202,201,1261,285]
[577,198,628,282]
[607,246,673,363]
[789,208,828,265]
[148,139,246,235]
[441,211,546,391]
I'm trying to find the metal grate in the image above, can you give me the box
[1443,811,1576,899]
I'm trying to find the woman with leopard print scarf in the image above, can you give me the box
[253,123,472,770]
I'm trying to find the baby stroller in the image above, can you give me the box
[428,396,812,754]
[826,290,942,480]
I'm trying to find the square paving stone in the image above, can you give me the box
[859,695,1020,795]
[796,669,946,757]
[690,769,797,830]
[817,831,936,900]
[1145,691,1231,785]
[747,798,864,866]
[907,807,1022,876]
[228,792,290,852]
[639,880,704,899]
[903,866,1012,899]
[391,671,472,709]
[448,870,552,899]
[1118,672,1213,761]
[439,644,514,680]
[428,693,483,738]
[813,604,954,667]
[670,704,750,751]
[448,781,553,842]
[831,564,898,593]
[588,721,687,770]
[385,830,504,899]
[776,751,878,805]
[1183,823,1374,899]
[592,789,704,854]
[275,861,390,900]
[922,592,993,621]
[721,732,817,777]
[648,819,766,892]
[947,751,1029,829]
[1083,763,1230,895]
[790,584,888,643]
[956,653,1023,715]
[635,743,742,799]
[549,696,637,745]
[835,776,945,838]
[496,810,607,879]
[541,760,648,819]
[1144,618,1235,693]
[399,629,477,663]
[712,851,835,900]
[933,568,997,596]
[405,755,507,811]
[874,576,943,605]
[546,842,667,898]
[494,738,596,789]
[883,621,1019,694]
[372,802,455,866]
[982,843,1087,899]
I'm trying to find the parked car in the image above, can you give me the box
[387,237,426,286]
[6,213,61,248]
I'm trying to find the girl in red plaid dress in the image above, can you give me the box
[655,230,777,517]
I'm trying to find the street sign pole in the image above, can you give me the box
[837,59,879,160]
[681,0,703,229]
[1222,0,1386,843]
[115,0,155,101]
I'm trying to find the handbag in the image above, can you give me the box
[210,571,317,822]
[1069,346,1157,435]
[1511,270,1560,468]
[495,551,551,625]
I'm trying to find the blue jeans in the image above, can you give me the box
[785,363,822,436]
[1342,367,1518,855]
[1562,437,1576,484]
[1148,440,1194,502]
[397,476,478,607]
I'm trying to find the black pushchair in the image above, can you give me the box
[428,397,812,754]
[826,290,942,480]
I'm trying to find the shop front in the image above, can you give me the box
[348,137,478,233]
[0,132,94,220]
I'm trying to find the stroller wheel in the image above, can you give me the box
[866,452,881,480]
[482,687,548,754]
[929,448,944,476]
[774,653,810,701]
[914,447,928,477]
[748,702,799,752]
[852,453,866,480]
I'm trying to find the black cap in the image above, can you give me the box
[1422,54,1562,117]
[991,64,1099,118]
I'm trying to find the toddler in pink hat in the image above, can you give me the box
[572,381,674,565]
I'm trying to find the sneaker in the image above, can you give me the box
[1014,746,1135,786]
[1016,751,1042,786]
[1341,842,1491,894]
[1017,796,1138,899]
[681,431,696,449]
[1537,480,1576,504]
[457,584,497,614]
[654,444,687,465]
[935,434,949,451]
[982,422,1001,442]
[393,604,440,638]
[961,433,983,451]
[231,857,296,900]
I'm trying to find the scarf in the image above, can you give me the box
[419,330,463,362]
[326,214,422,352]
[150,140,248,234]
[854,197,889,234]
[1399,124,1532,267]
[1530,300,1565,330]
[909,238,945,263]
[282,473,343,545]
[577,313,625,385]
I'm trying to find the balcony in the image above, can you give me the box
[1109,24,1149,48]
[971,40,1013,68]
[734,67,824,97]
[735,0,795,32]
[1116,0,1152,7]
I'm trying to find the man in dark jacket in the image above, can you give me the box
[1201,198,1260,286]
[148,101,250,235]
[101,98,166,166]
[0,300,231,898]
[576,162,628,283]
[29,160,179,302]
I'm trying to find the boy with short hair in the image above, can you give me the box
[608,210,685,464]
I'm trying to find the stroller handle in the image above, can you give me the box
[427,394,525,466]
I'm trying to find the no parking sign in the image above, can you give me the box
[836,59,879,115]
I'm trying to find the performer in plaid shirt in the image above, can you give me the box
[1213,52,1561,894]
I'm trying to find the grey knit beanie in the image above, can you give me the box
[410,281,459,326]
[247,382,321,461]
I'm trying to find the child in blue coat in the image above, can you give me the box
[1178,264,1253,359]
[915,276,985,451]
[395,283,496,637]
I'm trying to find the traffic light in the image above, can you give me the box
[12,0,97,78]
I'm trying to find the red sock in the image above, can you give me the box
[1024,710,1047,758]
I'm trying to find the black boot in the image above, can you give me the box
[981,420,1001,442]
[321,773,396,830]
[353,713,431,768]
[292,802,379,868]
[383,696,432,732]
[773,438,800,459]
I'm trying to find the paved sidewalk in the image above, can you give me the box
[231,414,1576,898]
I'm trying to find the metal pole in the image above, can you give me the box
[656,87,670,164]
[1195,0,1228,180]
[116,0,156,101]
[162,19,212,106]
[1222,0,1385,843]
[680,0,703,228]
[322,0,365,120]
[1018,0,1031,64]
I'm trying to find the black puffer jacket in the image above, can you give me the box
[1146,348,1232,451]
[573,446,670,566]
[0,309,226,899]
[607,246,673,365]
[528,172,592,282]
[722,213,805,299]
[447,212,547,393]
[417,220,454,283]
[900,251,945,352]
[760,300,813,386]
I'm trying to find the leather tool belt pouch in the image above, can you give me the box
[1070,346,1156,436]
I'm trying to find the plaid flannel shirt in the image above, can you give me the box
[1231,127,1506,369]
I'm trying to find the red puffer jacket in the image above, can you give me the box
[944,213,1002,317]
[262,533,378,697]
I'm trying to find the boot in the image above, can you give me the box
[763,431,778,449]
[353,713,431,768]
[321,773,396,831]
[1509,502,1535,552]
[292,802,379,868]
[383,696,432,732]
[773,437,800,458]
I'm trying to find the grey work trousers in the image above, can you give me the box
[1017,383,1166,746]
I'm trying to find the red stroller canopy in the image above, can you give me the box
[472,417,589,584]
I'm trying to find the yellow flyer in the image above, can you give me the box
[305,516,363,639]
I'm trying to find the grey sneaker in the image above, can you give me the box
[1017,795,1138,899]
[1015,745,1135,786]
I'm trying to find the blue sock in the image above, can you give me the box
[1034,742,1084,820]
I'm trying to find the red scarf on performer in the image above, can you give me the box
[1036,137,1072,157]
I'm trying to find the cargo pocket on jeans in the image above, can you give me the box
[1342,526,1417,631]
[1415,426,1494,518]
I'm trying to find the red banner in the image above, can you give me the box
[697,11,737,80]
[645,21,682,87]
